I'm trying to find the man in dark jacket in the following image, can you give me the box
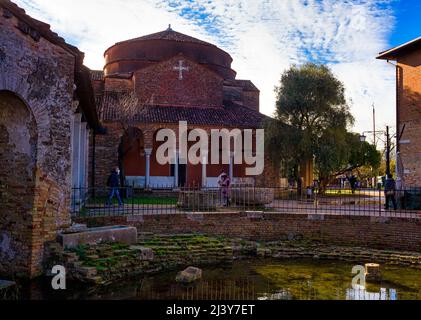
[384,174,397,210]
[348,175,358,194]
[106,167,123,206]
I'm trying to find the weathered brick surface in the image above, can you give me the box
[134,54,224,108]
[0,8,75,278]
[75,213,421,252]
[395,49,421,187]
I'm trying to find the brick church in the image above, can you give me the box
[90,26,278,189]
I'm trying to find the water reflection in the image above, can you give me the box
[19,259,421,300]
[346,287,397,301]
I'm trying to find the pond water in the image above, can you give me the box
[21,259,421,300]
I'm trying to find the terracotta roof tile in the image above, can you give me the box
[234,80,259,92]
[98,92,268,128]
[118,27,214,47]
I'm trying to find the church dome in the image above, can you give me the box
[103,26,236,80]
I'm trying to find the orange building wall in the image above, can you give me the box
[396,49,421,187]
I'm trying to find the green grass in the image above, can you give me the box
[87,196,178,206]
[71,244,89,260]
[323,189,377,197]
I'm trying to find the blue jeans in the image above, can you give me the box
[107,188,123,205]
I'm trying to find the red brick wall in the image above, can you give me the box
[151,136,171,177]
[123,137,146,176]
[242,91,260,112]
[104,77,133,92]
[75,213,421,252]
[134,54,224,107]
[396,50,421,187]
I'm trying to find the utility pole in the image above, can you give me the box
[372,103,376,147]
[386,125,391,177]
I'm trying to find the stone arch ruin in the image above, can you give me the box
[0,90,38,277]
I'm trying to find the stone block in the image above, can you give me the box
[127,215,144,223]
[231,187,274,205]
[308,214,325,221]
[176,266,202,284]
[58,226,137,249]
[246,211,264,220]
[365,263,381,282]
[130,246,154,261]
[76,267,97,278]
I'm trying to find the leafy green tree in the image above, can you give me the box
[315,132,381,190]
[266,63,380,193]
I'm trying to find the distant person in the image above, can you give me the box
[217,170,226,186]
[218,172,231,206]
[106,166,123,206]
[384,174,397,210]
[217,170,227,204]
[348,175,358,194]
[312,179,319,193]
[395,176,405,209]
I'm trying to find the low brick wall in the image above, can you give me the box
[74,212,421,252]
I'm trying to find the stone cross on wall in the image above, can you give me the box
[173,60,189,80]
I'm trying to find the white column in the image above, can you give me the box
[174,150,179,188]
[71,113,82,188]
[145,148,152,189]
[202,152,208,188]
[85,127,90,188]
[79,123,87,189]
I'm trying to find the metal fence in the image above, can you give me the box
[71,185,421,218]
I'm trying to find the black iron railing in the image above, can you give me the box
[70,185,421,218]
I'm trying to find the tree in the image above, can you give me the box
[314,131,381,191]
[266,63,380,193]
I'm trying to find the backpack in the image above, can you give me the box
[107,174,112,187]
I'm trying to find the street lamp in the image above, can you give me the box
[359,134,367,143]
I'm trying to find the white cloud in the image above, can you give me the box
[15,0,397,134]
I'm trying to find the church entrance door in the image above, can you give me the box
[178,164,187,187]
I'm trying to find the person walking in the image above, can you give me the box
[349,175,358,194]
[218,172,231,207]
[106,166,123,206]
[384,174,397,210]
[395,176,405,209]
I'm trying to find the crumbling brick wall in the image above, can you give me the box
[0,8,75,278]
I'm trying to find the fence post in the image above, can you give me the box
[379,188,382,216]
[132,181,135,216]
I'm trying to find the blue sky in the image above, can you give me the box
[14,0,421,135]
[389,0,420,46]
